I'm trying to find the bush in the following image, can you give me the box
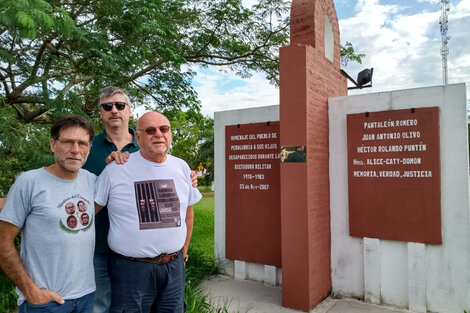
[0,269,17,313]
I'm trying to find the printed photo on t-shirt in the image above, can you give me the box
[134,179,181,230]
[77,200,87,213]
[58,196,93,233]
[65,202,76,215]
[80,213,90,226]
[67,215,78,229]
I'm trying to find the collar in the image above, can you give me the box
[101,128,138,147]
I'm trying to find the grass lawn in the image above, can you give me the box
[186,189,225,313]
[191,191,215,258]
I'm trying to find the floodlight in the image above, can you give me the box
[357,68,373,87]
[340,68,374,90]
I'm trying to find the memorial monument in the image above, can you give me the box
[214,0,470,312]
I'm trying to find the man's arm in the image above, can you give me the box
[0,198,5,211]
[182,205,194,264]
[0,221,64,305]
[94,202,104,214]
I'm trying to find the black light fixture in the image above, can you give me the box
[340,68,374,90]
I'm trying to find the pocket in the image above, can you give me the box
[22,300,61,313]
[25,300,55,308]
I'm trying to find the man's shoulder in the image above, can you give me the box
[165,155,192,174]
[167,154,189,167]
[102,150,140,172]
[16,167,45,181]
[78,168,97,180]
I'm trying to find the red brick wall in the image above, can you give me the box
[279,0,347,311]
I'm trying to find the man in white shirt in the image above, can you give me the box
[95,111,201,313]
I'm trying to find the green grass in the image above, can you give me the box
[191,191,215,258]
[186,190,231,313]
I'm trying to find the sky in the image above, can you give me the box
[193,0,470,118]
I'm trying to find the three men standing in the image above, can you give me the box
[0,87,200,313]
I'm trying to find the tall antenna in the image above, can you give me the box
[439,0,450,85]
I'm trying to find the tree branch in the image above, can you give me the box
[128,59,167,81]
[62,76,93,95]
[8,38,52,100]
[0,73,11,97]
[23,107,49,123]
[131,81,165,107]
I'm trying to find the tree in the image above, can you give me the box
[0,106,53,195]
[1,0,362,124]
[0,0,364,189]
[164,109,214,185]
[0,0,292,123]
[340,41,365,68]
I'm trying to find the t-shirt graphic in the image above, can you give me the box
[134,179,181,230]
[59,196,94,233]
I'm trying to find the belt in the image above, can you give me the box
[111,250,180,265]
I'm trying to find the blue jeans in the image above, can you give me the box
[19,292,94,313]
[93,253,111,313]
[108,252,185,313]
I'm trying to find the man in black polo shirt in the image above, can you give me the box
[83,86,140,313]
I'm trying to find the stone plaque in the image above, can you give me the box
[347,107,441,244]
[225,122,281,266]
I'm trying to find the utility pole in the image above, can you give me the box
[439,0,450,85]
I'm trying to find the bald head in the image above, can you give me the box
[136,112,172,163]
[137,112,170,130]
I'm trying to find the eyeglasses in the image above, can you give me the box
[56,138,90,149]
[100,102,127,111]
[138,125,171,135]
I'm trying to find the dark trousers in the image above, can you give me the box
[108,252,185,313]
[19,292,94,313]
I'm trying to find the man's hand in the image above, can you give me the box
[0,221,64,307]
[94,202,104,214]
[190,171,198,188]
[105,151,130,164]
[26,287,64,305]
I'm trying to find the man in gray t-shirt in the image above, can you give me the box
[0,115,96,313]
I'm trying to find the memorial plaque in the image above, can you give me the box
[347,107,441,244]
[225,122,281,266]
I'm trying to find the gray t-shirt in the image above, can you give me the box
[0,168,96,304]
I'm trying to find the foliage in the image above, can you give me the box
[340,41,365,68]
[165,109,214,183]
[0,105,54,195]
[0,0,292,124]
[0,269,17,313]
[0,235,20,313]
[0,0,364,191]
[0,0,363,123]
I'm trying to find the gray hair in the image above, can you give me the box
[98,86,132,109]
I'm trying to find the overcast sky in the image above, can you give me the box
[193,0,470,118]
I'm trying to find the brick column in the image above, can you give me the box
[279,0,347,311]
